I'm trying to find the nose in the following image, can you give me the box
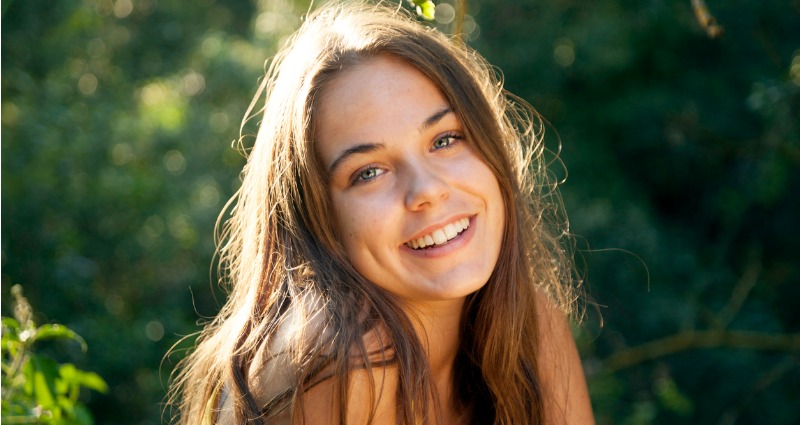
[403,162,449,211]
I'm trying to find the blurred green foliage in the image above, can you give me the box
[409,0,436,20]
[2,0,798,424]
[2,285,108,424]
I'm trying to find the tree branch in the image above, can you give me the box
[453,0,467,44]
[717,356,798,425]
[714,255,761,329]
[603,330,800,373]
[691,0,724,38]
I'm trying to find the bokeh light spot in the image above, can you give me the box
[554,38,575,67]
[78,73,98,95]
[95,0,113,16]
[193,177,221,208]
[145,321,164,342]
[163,150,186,175]
[2,102,19,127]
[87,38,106,58]
[434,3,455,25]
[114,0,133,18]
[462,15,478,39]
[256,12,279,35]
[141,82,165,106]
[105,294,125,315]
[182,71,206,96]
[791,50,800,86]
[209,111,230,134]
[201,36,222,58]
[111,143,135,166]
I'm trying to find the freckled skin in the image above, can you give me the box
[316,55,505,310]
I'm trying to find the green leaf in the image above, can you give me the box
[33,368,56,407]
[32,324,87,352]
[28,355,59,407]
[59,364,108,394]
[73,404,94,425]
[2,338,21,358]
[22,357,35,395]
[56,364,75,396]
[75,371,108,394]
[2,317,22,333]
[2,317,22,351]
[416,1,435,20]
[654,377,693,416]
[407,0,435,21]
[56,394,75,416]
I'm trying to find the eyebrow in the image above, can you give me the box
[327,107,454,175]
[327,143,384,175]
[419,106,453,132]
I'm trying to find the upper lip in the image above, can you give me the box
[403,214,473,245]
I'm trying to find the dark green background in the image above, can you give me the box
[2,0,798,423]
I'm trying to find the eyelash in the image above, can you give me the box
[432,132,463,150]
[350,166,385,185]
[348,132,464,186]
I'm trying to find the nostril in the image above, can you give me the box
[404,168,451,210]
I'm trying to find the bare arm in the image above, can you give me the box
[536,294,595,424]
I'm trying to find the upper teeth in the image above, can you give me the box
[407,218,470,250]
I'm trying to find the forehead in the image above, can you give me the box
[314,55,451,164]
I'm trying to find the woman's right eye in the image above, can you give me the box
[351,166,385,185]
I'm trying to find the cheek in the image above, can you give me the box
[492,176,507,222]
[331,196,371,255]
[468,156,505,205]
[331,199,353,242]
[473,160,507,236]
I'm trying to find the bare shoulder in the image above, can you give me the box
[301,364,398,425]
[216,309,397,424]
[215,298,332,424]
[535,293,595,424]
[301,326,399,424]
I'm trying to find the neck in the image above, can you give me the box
[406,298,465,411]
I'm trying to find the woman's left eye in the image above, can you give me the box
[432,133,462,150]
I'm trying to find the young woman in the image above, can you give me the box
[171,1,594,423]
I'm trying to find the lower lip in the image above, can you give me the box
[401,217,475,258]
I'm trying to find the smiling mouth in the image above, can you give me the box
[406,218,471,250]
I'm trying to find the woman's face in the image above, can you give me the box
[315,55,505,309]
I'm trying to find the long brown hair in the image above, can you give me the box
[169,1,578,423]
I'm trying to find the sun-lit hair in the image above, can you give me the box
[170,1,579,423]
